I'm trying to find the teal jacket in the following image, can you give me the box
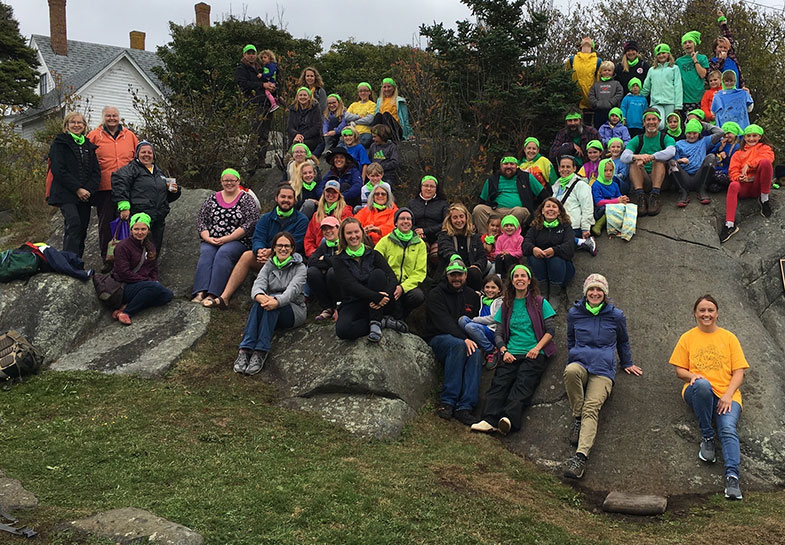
[641,65,683,110]
[375,96,413,139]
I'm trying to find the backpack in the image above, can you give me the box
[0,246,42,282]
[634,132,667,155]
[568,55,602,79]
[0,330,44,384]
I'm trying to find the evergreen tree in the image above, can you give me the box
[0,2,40,110]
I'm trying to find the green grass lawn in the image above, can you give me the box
[1,307,784,544]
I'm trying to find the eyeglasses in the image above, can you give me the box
[274,243,292,249]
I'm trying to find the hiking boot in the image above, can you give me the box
[591,215,606,237]
[724,474,743,500]
[245,351,268,375]
[436,403,454,420]
[647,192,662,216]
[719,224,739,243]
[233,350,249,374]
[497,416,511,436]
[470,420,497,433]
[563,454,586,479]
[454,409,475,426]
[633,192,648,216]
[699,437,716,463]
[760,200,772,218]
[569,418,582,447]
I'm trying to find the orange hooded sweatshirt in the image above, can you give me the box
[87,126,139,191]
[728,143,774,182]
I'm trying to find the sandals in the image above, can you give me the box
[368,321,382,342]
[381,317,409,333]
[202,296,229,310]
[315,308,333,321]
[191,291,207,303]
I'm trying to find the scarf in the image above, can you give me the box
[346,244,365,258]
[585,301,604,315]
[393,228,413,242]
[276,206,293,218]
[372,202,387,210]
[324,202,338,215]
[482,296,495,307]
[627,56,639,67]
[668,125,682,139]
[302,179,317,191]
[325,238,338,248]
[69,132,85,145]
[557,174,576,190]
[543,219,559,228]
[600,76,611,81]
[273,255,292,269]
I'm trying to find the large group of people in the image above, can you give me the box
[44,23,774,500]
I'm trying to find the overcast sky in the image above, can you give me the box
[9,0,475,52]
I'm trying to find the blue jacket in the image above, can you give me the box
[620,94,648,129]
[326,166,363,206]
[598,122,630,145]
[674,125,723,175]
[251,209,309,255]
[567,298,633,381]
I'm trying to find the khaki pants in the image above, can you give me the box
[472,205,530,235]
[563,362,613,457]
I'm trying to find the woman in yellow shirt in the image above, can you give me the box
[374,77,413,141]
[669,294,748,500]
[345,82,377,148]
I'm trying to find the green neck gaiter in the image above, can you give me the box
[302,179,317,191]
[558,174,575,189]
[324,202,338,215]
[600,76,611,81]
[325,238,338,248]
[482,296,495,307]
[394,228,413,242]
[585,301,604,315]
[69,132,85,145]
[273,255,292,269]
[346,244,365,258]
[365,181,375,191]
[276,206,293,218]
[668,126,682,139]
[543,219,559,228]
[627,56,639,67]
[372,202,386,211]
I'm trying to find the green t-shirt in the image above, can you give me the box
[626,133,676,172]
[675,54,709,103]
[480,175,543,209]
[494,297,556,355]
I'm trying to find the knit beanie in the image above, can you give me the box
[136,140,153,157]
[628,78,642,91]
[130,212,152,228]
[583,273,609,296]
[623,40,639,53]
[685,119,703,134]
[394,207,413,223]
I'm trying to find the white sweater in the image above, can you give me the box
[551,176,595,232]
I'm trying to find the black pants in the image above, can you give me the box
[467,266,484,292]
[482,353,548,431]
[91,190,115,261]
[335,268,391,340]
[60,202,92,257]
[593,108,609,129]
[371,112,402,141]
[673,155,716,194]
[494,254,520,278]
[307,266,337,309]
[253,105,273,168]
[392,287,425,319]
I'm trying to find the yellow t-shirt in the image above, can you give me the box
[669,327,749,407]
[380,97,398,122]
[347,101,376,134]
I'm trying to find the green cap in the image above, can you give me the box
[290,143,312,157]
[509,264,531,279]
[421,175,438,185]
[681,30,701,45]
[685,119,703,133]
[130,212,152,228]
[524,137,540,148]
[628,77,642,91]
[501,215,519,229]
[382,77,396,87]
[296,86,313,96]
[565,112,582,121]
[608,107,623,119]
[500,156,518,165]
[586,140,604,152]
[721,121,742,136]
[243,44,257,54]
[357,82,372,91]
[744,124,764,136]
[654,43,671,55]
[221,167,241,180]
[688,109,705,120]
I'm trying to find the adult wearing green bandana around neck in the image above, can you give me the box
[372,77,413,141]
[235,231,307,376]
[562,273,642,480]
[374,207,427,329]
[332,217,398,343]
[616,40,650,97]
[676,30,710,113]
[47,111,100,258]
[549,108,602,164]
[287,86,323,155]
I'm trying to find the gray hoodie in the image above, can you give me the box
[251,252,307,326]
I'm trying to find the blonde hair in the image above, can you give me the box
[366,162,384,177]
[288,160,318,198]
[62,111,88,133]
[652,53,675,68]
[259,49,276,62]
[323,94,345,120]
[342,126,359,145]
[381,80,399,104]
[315,186,348,224]
[297,66,324,89]
[442,203,474,236]
[599,60,615,74]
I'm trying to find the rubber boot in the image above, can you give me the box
[591,215,606,237]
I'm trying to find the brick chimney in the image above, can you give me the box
[48,0,67,56]
[195,3,211,28]
[129,31,145,50]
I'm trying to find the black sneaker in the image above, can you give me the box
[454,409,475,426]
[569,418,581,447]
[436,404,454,420]
[699,437,716,463]
[760,200,772,218]
[724,474,742,500]
[647,192,662,216]
[634,192,648,216]
[564,454,586,479]
[719,224,739,243]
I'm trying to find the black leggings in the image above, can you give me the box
[482,353,548,431]
[307,266,337,310]
[494,254,520,279]
[335,268,391,340]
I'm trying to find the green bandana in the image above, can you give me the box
[596,158,615,185]
[600,76,611,81]
[483,235,495,244]
[627,56,639,67]
[565,112,582,121]
[365,181,375,191]
[69,132,85,145]
[628,78,642,92]
[667,125,682,138]
[302,179,317,191]
[744,124,764,136]
[509,264,531,279]
[688,108,706,121]
[585,301,604,315]
[481,296,495,307]
[543,219,559,228]
[681,31,701,46]
[341,128,354,136]
[346,244,366,258]
[721,121,742,136]
[421,175,438,185]
[357,82,372,92]
[558,174,576,189]
[393,228,413,242]
[272,255,292,269]
[290,143,312,157]
[325,238,339,248]
[324,201,338,214]
[296,86,312,96]
[130,212,152,228]
[382,77,396,86]
[685,119,702,134]
[221,167,241,180]
[586,140,603,152]
[524,137,540,148]
[608,107,623,121]
[327,93,341,101]
[607,137,624,148]
[500,156,518,165]
[654,43,671,55]
[643,110,662,123]
[501,214,519,229]
[372,202,387,210]
[276,206,293,218]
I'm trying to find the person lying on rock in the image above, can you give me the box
[111,212,173,326]
[669,294,748,500]
[203,184,308,310]
[470,265,555,436]
[234,231,306,376]
[562,274,642,480]
[425,255,482,426]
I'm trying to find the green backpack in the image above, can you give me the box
[0,247,41,282]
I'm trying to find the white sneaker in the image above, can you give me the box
[470,420,497,433]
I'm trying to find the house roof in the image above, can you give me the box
[16,35,164,121]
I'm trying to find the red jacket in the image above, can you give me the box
[87,126,139,191]
[728,143,774,183]
[304,205,353,257]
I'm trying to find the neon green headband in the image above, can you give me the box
[421,175,438,185]
[243,44,257,54]
[382,77,396,87]
[565,112,582,121]
[586,140,603,152]
[721,121,742,136]
[221,167,241,180]
[290,143,312,157]
[357,82,372,91]
[607,137,624,147]
[341,128,354,136]
[524,137,540,148]
[744,124,764,136]
[510,264,531,279]
[501,215,519,229]
[130,212,151,228]
[681,31,701,45]
[296,86,312,96]
[500,156,518,165]
[643,110,661,122]
[654,44,671,55]
[327,93,341,101]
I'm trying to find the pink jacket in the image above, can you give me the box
[494,227,523,258]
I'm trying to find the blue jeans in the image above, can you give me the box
[527,255,575,285]
[684,378,741,478]
[359,133,373,148]
[458,316,495,353]
[429,334,483,411]
[192,241,247,297]
[122,281,173,316]
[240,303,295,352]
